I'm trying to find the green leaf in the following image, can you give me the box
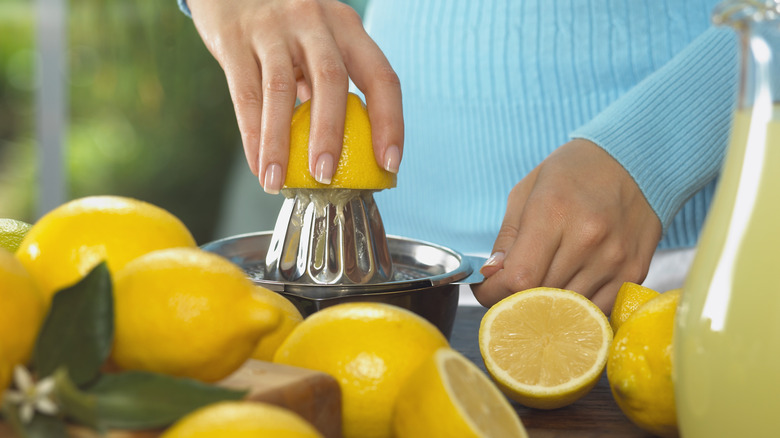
[1,399,68,438]
[33,262,114,386]
[87,371,247,430]
[21,414,69,438]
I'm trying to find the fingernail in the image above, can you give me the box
[383,145,401,173]
[480,251,505,275]
[315,153,334,185]
[263,163,282,195]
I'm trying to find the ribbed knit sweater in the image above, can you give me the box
[363,0,738,255]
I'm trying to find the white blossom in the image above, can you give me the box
[3,366,59,423]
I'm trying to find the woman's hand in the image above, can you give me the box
[187,0,404,193]
[472,139,663,313]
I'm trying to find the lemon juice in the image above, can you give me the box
[674,108,780,436]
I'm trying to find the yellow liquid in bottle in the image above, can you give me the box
[675,108,780,437]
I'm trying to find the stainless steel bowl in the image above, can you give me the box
[202,231,483,338]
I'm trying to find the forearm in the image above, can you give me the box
[571,27,739,232]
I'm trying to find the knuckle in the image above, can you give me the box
[258,125,282,148]
[505,266,536,293]
[371,65,401,88]
[314,59,348,85]
[240,128,262,166]
[604,243,628,267]
[265,72,296,94]
[309,120,343,150]
[622,263,646,283]
[577,215,610,247]
[494,224,520,245]
[232,87,263,108]
[330,1,361,24]
[286,0,322,16]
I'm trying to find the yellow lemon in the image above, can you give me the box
[0,218,32,253]
[249,288,304,361]
[393,347,528,438]
[16,196,196,304]
[112,247,280,382]
[609,282,661,333]
[0,249,46,398]
[479,287,613,410]
[160,401,323,438]
[284,92,396,190]
[273,302,448,438]
[607,289,680,438]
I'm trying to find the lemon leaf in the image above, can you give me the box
[86,370,247,430]
[32,262,114,386]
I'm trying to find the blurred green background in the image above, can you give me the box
[0,0,366,245]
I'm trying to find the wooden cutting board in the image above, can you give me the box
[0,360,341,438]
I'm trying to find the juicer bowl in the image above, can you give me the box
[202,231,479,338]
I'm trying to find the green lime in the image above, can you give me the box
[0,218,33,253]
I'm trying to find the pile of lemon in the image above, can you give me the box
[0,94,531,437]
[0,196,528,438]
[478,282,680,437]
[0,195,315,435]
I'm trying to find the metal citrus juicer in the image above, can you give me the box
[203,181,482,337]
[264,188,393,285]
[202,99,484,337]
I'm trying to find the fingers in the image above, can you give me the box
[479,167,539,278]
[473,213,561,307]
[190,0,403,189]
[473,168,562,307]
[257,43,297,193]
[295,3,351,184]
[473,139,663,310]
[333,7,403,173]
[590,280,627,314]
[220,44,265,178]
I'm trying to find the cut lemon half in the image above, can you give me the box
[609,282,660,333]
[285,92,396,190]
[479,287,612,409]
[393,347,527,438]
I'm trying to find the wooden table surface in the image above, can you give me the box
[449,305,654,438]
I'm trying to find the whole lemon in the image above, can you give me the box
[160,401,323,438]
[0,249,46,398]
[0,218,32,253]
[273,302,449,438]
[285,92,396,190]
[609,282,660,333]
[112,247,280,382]
[607,289,680,438]
[16,196,196,304]
[249,288,304,361]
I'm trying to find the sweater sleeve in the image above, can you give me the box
[178,0,192,17]
[570,26,739,232]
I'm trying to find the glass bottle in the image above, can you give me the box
[674,1,780,436]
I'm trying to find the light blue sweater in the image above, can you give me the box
[178,0,739,256]
[362,0,738,255]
